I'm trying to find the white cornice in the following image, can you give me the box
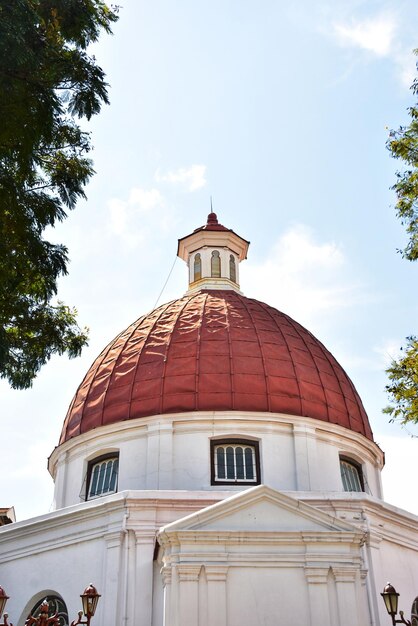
[49,411,383,477]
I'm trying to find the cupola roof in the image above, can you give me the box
[177,212,250,262]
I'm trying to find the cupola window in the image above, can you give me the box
[193,253,202,282]
[211,250,221,277]
[211,440,260,485]
[340,456,364,492]
[229,254,236,282]
[87,454,119,500]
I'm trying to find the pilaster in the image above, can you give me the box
[304,567,332,626]
[145,421,173,489]
[205,565,228,626]
[134,532,156,626]
[293,424,318,490]
[177,565,202,626]
[102,531,123,626]
[332,567,360,626]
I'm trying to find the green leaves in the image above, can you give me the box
[387,50,418,261]
[1,303,89,390]
[384,337,418,425]
[384,52,418,427]
[0,0,118,388]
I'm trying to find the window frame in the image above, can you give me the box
[86,453,119,500]
[193,253,202,282]
[211,249,221,277]
[229,254,236,283]
[210,439,261,486]
[339,455,364,492]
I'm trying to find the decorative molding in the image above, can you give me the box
[304,567,330,584]
[134,531,156,546]
[177,565,202,582]
[332,567,358,583]
[105,531,123,549]
[160,565,172,586]
[204,565,228,581]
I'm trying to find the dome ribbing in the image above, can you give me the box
[60,290,372,444]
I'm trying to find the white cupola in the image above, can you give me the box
[177,212,250,293]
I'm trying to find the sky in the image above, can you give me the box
[2,0,418,521]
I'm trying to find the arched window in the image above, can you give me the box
[87,454,119,500]
[29,596,69,626]
[229,254,236,282]
[411,597,418,626]
[339,456,364,492]
[211,250,221,277]
[193,253,201,282]
[211,440,260,485]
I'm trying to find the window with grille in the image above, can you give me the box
[211,440,260,485]
[87,455,119,499]
[340,457,364,492]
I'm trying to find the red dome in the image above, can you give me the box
[60,290,373,444]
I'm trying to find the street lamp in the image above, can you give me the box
[381,583,411,626]
[70,585,101,626]
[0,587,11,626]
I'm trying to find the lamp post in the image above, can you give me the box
[70,585,101,626]
[0,586,12,626]
[381,583,412,626]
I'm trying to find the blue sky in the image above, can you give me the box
[2,0,418,520]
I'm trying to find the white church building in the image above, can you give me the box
[1,213,418,626]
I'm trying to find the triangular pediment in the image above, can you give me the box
[159,485,359,534]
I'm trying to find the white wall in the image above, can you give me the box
[2,488,418,626]
[50,412,384,509]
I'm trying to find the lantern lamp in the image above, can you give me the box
[381,583,412,626]
[81,584,100,619]
[382,583,400,618]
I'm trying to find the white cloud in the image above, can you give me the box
[333,13,397,57]
[108,198,128,236]
[241,225,363,329]
[129,187,163,212]
[155,164,207,191]
[107,187,164,248]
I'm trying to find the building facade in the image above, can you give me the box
[1,214,418,626]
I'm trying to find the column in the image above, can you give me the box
[177,565,202,626]
[205,565,228,626]
[134,532,156,626]
[102,531,124,625]
[305,567,332,626]
[333,568,361,626]
[161,566,172,626]
[146,421,174,489]
[293,424,317,491]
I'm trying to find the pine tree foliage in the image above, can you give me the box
[0,0,118,389]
